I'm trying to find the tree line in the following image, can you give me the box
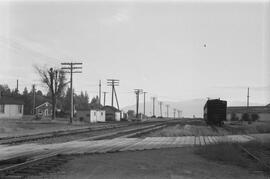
[0,84,91,116]
[0,66,102,119]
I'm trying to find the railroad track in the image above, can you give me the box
[239,144,270,174]
[0,122,167,178]
[0,123,130,145]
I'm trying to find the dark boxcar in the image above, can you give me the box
[203,99,227,126]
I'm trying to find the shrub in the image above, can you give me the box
[241,113,250,121]
[251,113,259,121]
[230,113,239,121]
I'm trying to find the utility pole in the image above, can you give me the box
[247,87,250,108]
[177,110,181,118]
[107,79,120,109]
[165,104,170,118]
[99,80,101,105]
[151,97,156,117]
[134,89,143,118]
[158,101,163,117]
[16,79,19,93]
[173,108,176,119]
[61,62,83,123]
[103,92,108,106]
[32,84,36,115]
[143,91,147,116]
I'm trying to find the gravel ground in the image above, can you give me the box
[141,124,230,137]
[29,147,267,179]
[140,121,270,137]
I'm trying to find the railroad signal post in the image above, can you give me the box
[61,62,83,123]
[107,79,120,110]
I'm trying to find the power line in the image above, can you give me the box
[61,62,83,123]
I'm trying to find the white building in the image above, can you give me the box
[76,108,106,123]
[0,97,24,119]
[90,109,106,123]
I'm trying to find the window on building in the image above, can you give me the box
[18,105,22,113]
[0,105,4,113]
[101,112,103,116]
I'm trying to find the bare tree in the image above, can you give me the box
[35,66,68,120]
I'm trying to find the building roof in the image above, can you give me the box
[0,97,24,105]
[35,102,52,109]
[102,105,121,112]
[227,105,270,114]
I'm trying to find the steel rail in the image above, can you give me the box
[238,144,270,171]
[0,123,129,145]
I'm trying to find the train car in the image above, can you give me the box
[203,99,227,126]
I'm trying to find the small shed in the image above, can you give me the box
[0,97,24,119]
[76,108,106,123]
[90,109,106,123]
[35,102,52,117]
[102,106,121,121]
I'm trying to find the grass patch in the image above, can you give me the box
[224,121,270,135]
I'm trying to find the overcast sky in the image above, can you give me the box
[0,0,269,108]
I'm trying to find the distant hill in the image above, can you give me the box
[121,98,265,118]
